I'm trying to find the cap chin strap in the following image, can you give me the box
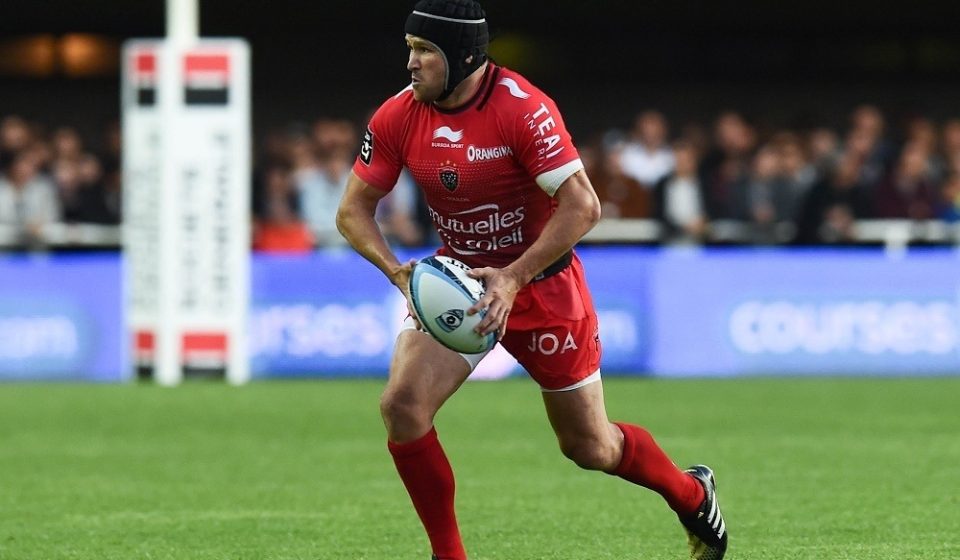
[438,52,485,101]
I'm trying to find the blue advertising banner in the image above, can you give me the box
[248,247,960,378]
[0,253,125,381]
[646,248,960,376]
[2,248,958,381]
[248,248,415,378]
[247,248,658,380]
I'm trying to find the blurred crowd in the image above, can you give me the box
[0,116,121,249]
[4,103,960,252]
[589,105,960,245]
[252,104,960,250]
[251,118,428,252]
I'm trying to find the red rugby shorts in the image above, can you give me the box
[500,255,602,390]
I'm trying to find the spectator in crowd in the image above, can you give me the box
[51,127,84,162]
[53,153,119,225]
[845,104,894,191]
[99,121,122,177]
[251,128,292,219]
[937,175,960,222]
[939,119,960,180]
[252,162,313,253]
[0,151,60,249]
[617,110,675,188]
[52,158,85,222]
[27,138,53,174]
[678,121,710,157]
[299,119,356,247]
[902,115,947,183]
[78,153,119,224]
[796,153,870,244]
[96,121,123,224]
[376,170,426,247]
[776,133,817,194]
[872,142,938,219]
[0,116,33,172]
[312,118,355,160]
[287,126,337,246]
[596,132,653,218]
[699,111,756,219]
[904,116,938,155]
[942,119,960,154]
[807,127,841,177]
[653,140,707,243]
[734,144,794,241]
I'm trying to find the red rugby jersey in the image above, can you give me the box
[352,63,584,269]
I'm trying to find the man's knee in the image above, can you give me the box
[380,388,432,440]
[558,435,621,471]
[380,388,419,423]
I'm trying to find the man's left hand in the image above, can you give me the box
[466,267,523,340]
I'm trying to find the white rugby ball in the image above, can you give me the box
[409,255,496,354]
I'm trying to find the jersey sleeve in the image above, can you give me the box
[352,97,405,192]
[507,84,584,197]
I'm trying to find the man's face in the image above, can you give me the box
[406,34,446,103]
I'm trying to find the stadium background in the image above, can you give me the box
[1,3,959,559]
[2,0,959,380]
[5,1,960,138]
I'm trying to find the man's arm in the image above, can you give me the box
[468,170,601,337]
[504,169,601,285]
[336,172,410,292]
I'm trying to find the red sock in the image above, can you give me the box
[608,422,704,515]
[388,427,466,560]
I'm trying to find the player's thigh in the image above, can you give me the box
[541,380,623,466]
[385,327,473,415]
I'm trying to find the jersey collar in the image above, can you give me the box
[432,62,497,115]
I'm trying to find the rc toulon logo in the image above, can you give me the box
[439,160,459,192]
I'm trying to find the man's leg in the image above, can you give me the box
[382,327,475,560]
[540,379,704,515]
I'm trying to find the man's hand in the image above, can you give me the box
[390,259,421,328]
[466,267,523,340]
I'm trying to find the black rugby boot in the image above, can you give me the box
[679,465,728,560]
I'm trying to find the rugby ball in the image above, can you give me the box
[409,256,496,354]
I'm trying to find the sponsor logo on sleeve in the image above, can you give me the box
[497,77,531,99]
[524,102,564,160]
[359,127,374,165]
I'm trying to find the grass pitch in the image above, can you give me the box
[0,377,958,559]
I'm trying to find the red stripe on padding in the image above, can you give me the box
[135,53,155,74]
[135,330,155,352]
[182,332,228,353]
[184,54,229,74]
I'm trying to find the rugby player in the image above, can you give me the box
[336,1,727,558]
